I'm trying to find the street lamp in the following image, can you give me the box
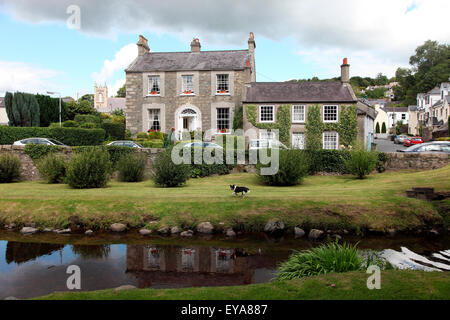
[47,91,62,128]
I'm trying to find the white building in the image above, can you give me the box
[0,97,8,125]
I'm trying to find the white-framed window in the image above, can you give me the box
[292,105,305,123]
[148,109,161,131]
[260,130,276,140]
[292,133,306,150]
[148,76,160,95]
[323,131,339,150]
[216,74,229,94]
[182,75,194,94]
[217,108,230,132]
[323,105,338,122]
[259,105,275,123]
[402,113,406,120]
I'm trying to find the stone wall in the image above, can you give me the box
[0,145,162,181]
[385,152,450,170]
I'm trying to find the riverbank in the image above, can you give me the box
[1,166,449,235]
[34,270,450,300]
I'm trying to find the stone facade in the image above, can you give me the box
[125,34,255,139]
[385,152,450,170]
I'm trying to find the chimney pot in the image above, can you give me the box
[341,57,350,84]
[343,57,348,65]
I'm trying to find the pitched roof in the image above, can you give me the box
[427,87,441,95]
[357,101,377,119]
[384,106,408,113]
[408,105,418,111]
[107,98,126,111]
[126,50,251,72]
[244,81,356,103]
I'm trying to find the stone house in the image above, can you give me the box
[242,59,358,150]
[125,34,256,140]
[356,100,377,148]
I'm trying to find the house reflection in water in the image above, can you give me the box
[126,245,276,288]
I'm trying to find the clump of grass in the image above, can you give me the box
[276,241,362,280]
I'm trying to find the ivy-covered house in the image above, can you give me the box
[242,59,358,150]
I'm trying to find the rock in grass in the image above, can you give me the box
[387,229,396,236]
[196,222,214,234]
[114,285,136,292]
[110,223,127,232]
[170,226,181,234]
[226,229,236,237]
[139,229,152,236]
[55,228,71,234]
[43,228,52,232]
[157,227,170,235]
[308,229,324,240]
[85,230,94,235]
[264,219,285,234]
[180,230,194,237]
[294,227,305,238]
[20,227,38,235]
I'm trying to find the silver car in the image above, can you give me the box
[13,138,67,146]
[107,141,143,148]
[400,141,450,153]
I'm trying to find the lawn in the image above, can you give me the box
[0,166,449,232]
[34,270,450,300]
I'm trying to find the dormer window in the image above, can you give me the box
[216,74,229,94]
[148,76,160,95]
[182,75,194,94]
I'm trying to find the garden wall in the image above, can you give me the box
[385,152,450,170]
[0,145,162,181]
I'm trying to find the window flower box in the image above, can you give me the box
[150,91,159,95]
[218,90,229,94]
[183,90,193,95]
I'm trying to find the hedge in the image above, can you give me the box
[0,126,105,146]
[102,122,125,140]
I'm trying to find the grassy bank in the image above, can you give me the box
[1,166,449,233]
[34,270,450,300]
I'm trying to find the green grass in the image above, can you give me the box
[34,270,450,300]
[0,166,449,232]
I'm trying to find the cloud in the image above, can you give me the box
[111,78,126,97]
[0,60,63,96]
[0,0,448,77]
[91,43,137,86]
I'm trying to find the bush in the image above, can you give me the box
[152,148,190,187]
[117,153,146,182]
[376,152,388,173]
[436,137,450,141]
[137,132,148,140]
[24,144,63,161]
[0,126,105,146]
[79,122,97,129]
[148,131,164,140]
[307,150,351,174]
[0,153,21,183]
[74,114,102,127]
[36,153,67,183]
[73,145,134,170]
[66,149,111,188]
[257,149,310,186]
[102,122,125,140]
[136,139,164,148]
[345,144,378,179]
[276,242,362,280]
[62,120,79,128]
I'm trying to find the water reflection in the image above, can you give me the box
[6,242,64,264]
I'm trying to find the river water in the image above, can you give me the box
[0,232,448,299]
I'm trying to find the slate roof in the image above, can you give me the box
[243,81,356,103]
[357,100,377,119]
[427,87,441,95]
[126,50,251,72]
[408,105,418,112]
[384,106,408,113]
[107,98,126,111]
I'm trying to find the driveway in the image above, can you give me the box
[374,138,406,153]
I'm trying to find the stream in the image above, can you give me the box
[0,232,449,299]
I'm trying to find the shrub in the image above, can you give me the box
[436,137,450,141]
[307,150,350,174]
[381,122,387,134]
[117,153,146,182]
[0,126,105,146]
[79,122,97,129]
[62,120,79,128]
[36,153,67,183]
[136,139,164,148]
[0,153,21,183]
[66,149,111,188]
[344,143,378,179]
[148,131,164,140]
[376,152,388,173]
[24,144,63,161]
[257,149,310,186]
[102,122,125,140]
[74,114,102,127]
[375,122,380,134]
[73,145,134,170]
[137,132,148,140]
[276,242,362,280]
[152,148,190,187]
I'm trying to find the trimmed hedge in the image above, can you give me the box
[0,126,105,146]
[102,122,125,140]
[24,144,63,161]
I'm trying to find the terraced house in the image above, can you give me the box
[125,34,359,149]
[125,34,256,140]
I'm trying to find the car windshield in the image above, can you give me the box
[47,139,65,146]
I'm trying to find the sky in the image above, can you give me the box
[0,0,449,98]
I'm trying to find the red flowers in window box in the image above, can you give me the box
[220,128,228,133]
[183,90,193,94]
[218,90,228,94]
[147,129,160,133]
[150,91,159,95]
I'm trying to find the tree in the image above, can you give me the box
[381,122,387,134]
[67,100,98,120]
[375,73,389,86]
[35,94,68,127]
[375,122,380,134]
[79,94,94,107]
[116,84,126,98]
[4,92,14,126]
[5,92,40,127]
[366,87,387,99]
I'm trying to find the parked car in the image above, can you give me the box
[394,135,408,144]
[403,137,423,147]
[183,142,223,149]
[249,139,289,150]
[107,141,143,148]
[399,141,450,153]
[13,138,68,146]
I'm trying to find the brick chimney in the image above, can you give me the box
[137,35,150,56]
[341,58,350,84]
[248,32,256,82]
[190,38,201,52]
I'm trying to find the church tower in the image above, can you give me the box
[94,82,108,110]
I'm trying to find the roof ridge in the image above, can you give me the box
[147,49,249,55]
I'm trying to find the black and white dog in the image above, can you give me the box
[230,185,250,197]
